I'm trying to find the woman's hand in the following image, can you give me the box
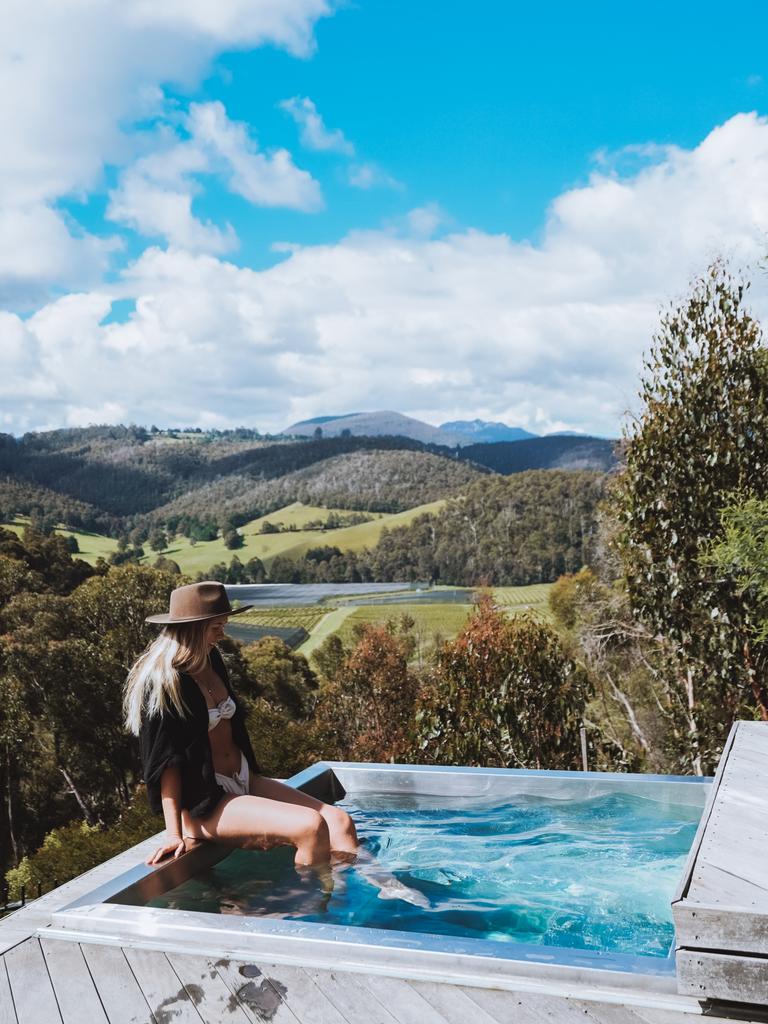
[146,834,189,866]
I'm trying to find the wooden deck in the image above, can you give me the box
[674,721,768,1005]
[0,934,756,1024]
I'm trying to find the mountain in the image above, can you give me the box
[459,435,618,474]
[281,411,466,446]
[439,419,538,443]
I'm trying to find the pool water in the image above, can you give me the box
[147,790,701,958]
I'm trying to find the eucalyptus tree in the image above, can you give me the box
[614,262,768,773]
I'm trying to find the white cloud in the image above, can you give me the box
[279,96,355,155]
[348,162,402,191]
[4,113,768,437]
[189,102,323,211]
[107,102,322,251]
[0,0,333,306]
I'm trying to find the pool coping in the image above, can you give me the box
[45,761,712,998]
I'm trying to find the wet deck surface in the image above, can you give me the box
[0,933,749,1024]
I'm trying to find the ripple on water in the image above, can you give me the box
[147,790,701,958]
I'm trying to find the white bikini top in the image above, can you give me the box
[208,695,236,732]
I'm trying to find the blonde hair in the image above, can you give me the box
[124,621,212,735]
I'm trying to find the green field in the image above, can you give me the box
[4,518,119,564]
[144,499,446,575]
[492,583,552,614]
[4,500,446,577]
[236,606,330,633]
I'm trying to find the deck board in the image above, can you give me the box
[165,952,253,1024]
[248,962,351,1024]
[674,720,768,1005]
[41,937,109,1024]
[4,937,62,1024]
[408,980,500,1024]
[360,974,451,1024]
[303,966,399,1024]
[123,948,203,1024]
[213,958,302,1024]
[0,957,17,1024]
[81,943,155,1024]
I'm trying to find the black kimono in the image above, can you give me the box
[139,646,260,818]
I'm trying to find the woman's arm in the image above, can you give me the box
[146,765,189,866]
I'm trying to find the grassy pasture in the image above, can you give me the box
[144,499,446,575]
[4,517,119,564]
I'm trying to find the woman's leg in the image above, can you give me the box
[249,775,359,857]
[182,795,332,866]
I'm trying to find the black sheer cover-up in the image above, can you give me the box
[139,645,260,818]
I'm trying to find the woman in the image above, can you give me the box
[124,581,360,868]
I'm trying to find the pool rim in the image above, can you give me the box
[48,761,713,996]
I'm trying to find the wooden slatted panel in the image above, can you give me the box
[214,959,301,1024]
[165,953,252,1024]
[0,957,18,1024]
[80,943,155,1024]
[304,966,398,1024]
[247,963,350,1024]
[4,938,62,1024]
[41,938,108,1024]
[408,981,500,1024]
[123,948,203,1024]
[361,974,451,1024]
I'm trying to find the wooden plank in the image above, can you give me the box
[677,948,768,1003]
[304,967,398,1024]
[0,957,18,1024]
[40,938,108,1024]
[243,962,349,1024]
[165,953,251,1024]
[572,1000,654,1024]
[465,987,601,1024]
[213,959,301,1024]
[80,943,155,1024]
[673,901,768,955]
[4,938,62,1024]
[361,974,451,1024]
[689,860,768,907]
[408,981,500,1024]
[123,948,202,1024]
[673,721,737,904]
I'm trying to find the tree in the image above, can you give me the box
[613,262,768,773]
[149,529,168,552]
[223,528,244,550]
[312,624,421,762]
[704,497,768,642]
[240,637,318,718]
[413,596,589,769]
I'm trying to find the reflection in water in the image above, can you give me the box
[148,791,702,958]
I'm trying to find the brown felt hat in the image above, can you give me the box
[145,581,252,624]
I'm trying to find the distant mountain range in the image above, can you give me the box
[281,411,594,447]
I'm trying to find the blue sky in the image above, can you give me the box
[3,0,768,436]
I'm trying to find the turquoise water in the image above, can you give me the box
[147,790,702,958]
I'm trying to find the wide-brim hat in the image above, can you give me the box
[145,581,252,624]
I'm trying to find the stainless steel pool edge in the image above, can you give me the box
[45,760,710,999]
[42,910,693,1008]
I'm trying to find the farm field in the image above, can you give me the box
[235,606,329,633]
[4,518,119,563]
[493,583,552,616]
[145,499,446,575]
[333,603,474,649]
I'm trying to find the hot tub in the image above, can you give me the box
[49,762,711,995]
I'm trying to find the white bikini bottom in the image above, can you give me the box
[215,752,249,796]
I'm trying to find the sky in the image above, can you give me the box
[3,0,768,438]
